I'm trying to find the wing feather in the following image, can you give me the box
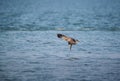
[57,34,71,42]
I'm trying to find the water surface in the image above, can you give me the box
[0,31,120,81]
[0,0,120,81]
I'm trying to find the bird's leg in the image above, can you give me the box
[68,42,72,51]
[69,44,72,51]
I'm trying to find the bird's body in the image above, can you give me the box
[57,34,79,50]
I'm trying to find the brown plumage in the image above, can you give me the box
[57,34,79,50]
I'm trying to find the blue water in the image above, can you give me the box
[0,0,120,31]
[0,31,120,81]
[0,0,120,81]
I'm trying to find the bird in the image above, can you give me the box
[57,34,79,50]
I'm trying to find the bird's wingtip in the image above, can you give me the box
[57,34,63,38]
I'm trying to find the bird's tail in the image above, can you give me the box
[57,34,63,38]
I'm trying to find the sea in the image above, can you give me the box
[0,0,120,81]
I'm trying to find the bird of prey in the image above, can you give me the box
[57,34,79,50]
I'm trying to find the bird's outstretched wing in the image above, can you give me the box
[57,34,71,42]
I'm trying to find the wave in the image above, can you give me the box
[0,26,120,31]
[0,0,120,32]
